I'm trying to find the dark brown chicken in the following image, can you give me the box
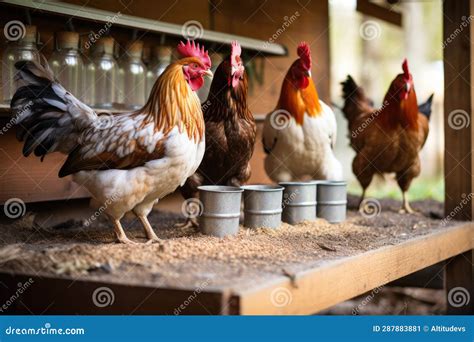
[341,59,433,213]
[178,41,256,227]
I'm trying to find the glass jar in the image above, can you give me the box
[146,46,172,98]
[117,40,146,109]
[48,31,85,100]
[88,37,117,109]
[1,25,40,104]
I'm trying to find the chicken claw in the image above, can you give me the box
[174,218,199,229]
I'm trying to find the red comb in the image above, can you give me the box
[177,40,211,68]
[231,40,241,61]
[297,42,311,70]
[402,58,409,78]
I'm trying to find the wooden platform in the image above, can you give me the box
[1,219,472,315]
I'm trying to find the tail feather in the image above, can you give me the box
[11,58,97,160]
[341,75,358,100]
[340,75,373,122]
[418,93,434,120]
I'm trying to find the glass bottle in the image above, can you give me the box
[48,31,85,101]
[88,37,117,109]
[117,40,146,109]
[146,46,172,98]
[1,25,40,104]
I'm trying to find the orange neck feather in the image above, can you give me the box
[138,59,204,141]
[277,76,322,125]
[379,89,419,130]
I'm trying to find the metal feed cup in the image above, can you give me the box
[198,186,243,237]
[279,181,317,225]
[241,184,284,229]
[316,181,347,223]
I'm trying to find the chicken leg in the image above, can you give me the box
[358,189,367,210]
[137,215,162,243]
[113,219,138,245]
[399,191,416,214]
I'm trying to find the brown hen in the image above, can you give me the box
[341,59,433,213]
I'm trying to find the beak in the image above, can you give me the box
[305,70,312,78]
[203,69,213,78]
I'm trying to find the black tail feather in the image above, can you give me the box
[418,93,434,120]
[341,75,358,100]
[12,60,67,159]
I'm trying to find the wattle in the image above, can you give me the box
[189,77,204,91]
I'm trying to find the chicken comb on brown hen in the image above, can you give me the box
[341,59,434,213]
[178,41,256,228]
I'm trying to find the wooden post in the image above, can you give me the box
[443,0,474,314]
[443,0,474,220]
[445,250,474,314]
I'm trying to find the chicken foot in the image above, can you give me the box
[174,217,199,229]
[113,219,139,245]
[399,192,417,214]
[137,215,162,244]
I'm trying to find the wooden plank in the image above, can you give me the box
[356,0,402,26]
[445,249,474,314]
[443,0,474,220]
[0,273,231,315]
[235,223,474,315]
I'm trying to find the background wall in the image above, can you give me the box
[0,0,331,202]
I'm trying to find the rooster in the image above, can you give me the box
[262,42,342,182]
[341,59,433,213]
[179,41,256,228]
[11,40,212,244]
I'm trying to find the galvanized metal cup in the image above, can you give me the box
[316,180,347,223]
[279,181,317,225]
[198,186,243,237]
[241,184,284,229]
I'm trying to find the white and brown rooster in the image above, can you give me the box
[262,42,342,182]
[11,40,212,244]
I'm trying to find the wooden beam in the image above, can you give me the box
[443,0,474,220]
[235,224,474,315]
[445,250,474,314]
[356,0,402,26]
